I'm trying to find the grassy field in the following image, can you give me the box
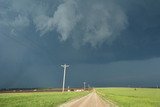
[0,91,89,107]
[97,88,160,107]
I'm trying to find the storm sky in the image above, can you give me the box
[0,0,160,88]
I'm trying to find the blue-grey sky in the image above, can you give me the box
[0,0,160,88]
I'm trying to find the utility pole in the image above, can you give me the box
[61,64,69,92]
[83,82,86,90]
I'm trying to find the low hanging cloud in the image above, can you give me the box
[35,0,81,41]
[35,0,128,47]
[1,0,128,48]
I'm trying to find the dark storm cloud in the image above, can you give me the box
[0,0,160,88]
[68,58,160,87]
[0,0,127,64]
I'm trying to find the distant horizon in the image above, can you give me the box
[0,85,159,90]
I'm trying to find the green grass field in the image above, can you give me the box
[0,91,89,107]
[97,88,160,107]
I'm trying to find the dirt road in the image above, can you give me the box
[60,92,116,107]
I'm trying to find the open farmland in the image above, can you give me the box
[0,91,89,107]
[97,88,160,107]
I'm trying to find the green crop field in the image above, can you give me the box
[97,88,160,107]
[0,91,89,107]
